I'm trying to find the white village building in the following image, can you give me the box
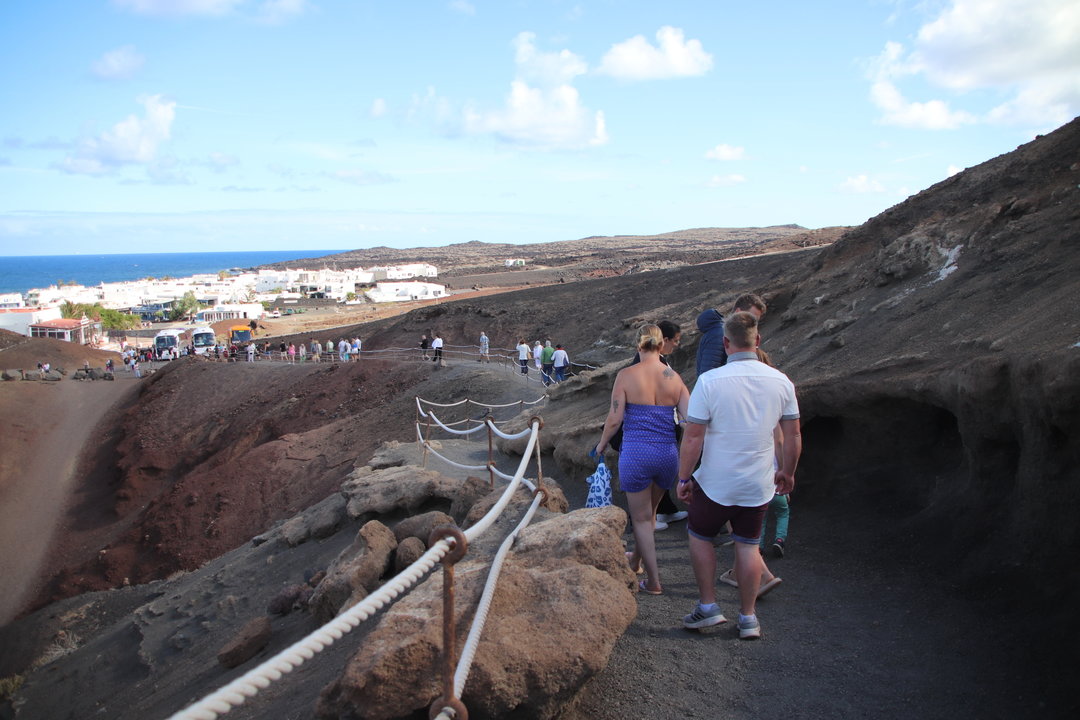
[364,281,446,303]
[0,292,24,309]
[0,306,63,337]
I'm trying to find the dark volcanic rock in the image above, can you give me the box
[217,616,272,668]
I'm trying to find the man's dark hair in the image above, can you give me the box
[657,320,681,340]
[731,293,766,317]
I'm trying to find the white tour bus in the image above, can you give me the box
[189,326,216,355]
[153,328,186,360]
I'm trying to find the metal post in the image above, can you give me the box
[428,526,469,720]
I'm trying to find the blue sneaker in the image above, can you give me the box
[738,615,761,640]
[683,605,727,629]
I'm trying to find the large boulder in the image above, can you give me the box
[316,505,635,720]
[3,369,23,381]
[342,465,490,525]
[309,520,397,624]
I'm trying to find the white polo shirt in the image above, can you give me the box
[686,352,800,507]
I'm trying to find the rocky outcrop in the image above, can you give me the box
[317,505,635,720]
[341,465,491,525]
[217,616,272,668]
[309,520,397,624]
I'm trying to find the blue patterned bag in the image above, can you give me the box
[585,459,613,508]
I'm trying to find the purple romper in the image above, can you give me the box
[618,403,679,493]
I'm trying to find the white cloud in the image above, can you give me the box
[870,0,1080,128]
[705,144,745,161]
[869,77,976,129]
[840,174,886,193]
[91,45,145,80]
[112,0,244,16]
[449,0,475,15]
[257,0,309,24]
[464,32,605,149]
[206,152,239,172]
[61,94,176,175]
[946,164,963,177]
[465,81,607,149]
[707,174,746,187]
[370,98,387,118]
[596,26,713,80]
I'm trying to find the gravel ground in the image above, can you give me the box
[551,468,1054,720]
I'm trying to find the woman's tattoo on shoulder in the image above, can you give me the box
[663,368,675,378]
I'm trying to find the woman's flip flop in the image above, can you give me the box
[638,579,663,595]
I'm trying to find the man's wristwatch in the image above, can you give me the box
[678,477,693,485]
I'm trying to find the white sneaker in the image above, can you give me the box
[656,510,688,523]
[654,519,669,531]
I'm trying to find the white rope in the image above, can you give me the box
[425,413,482,432]
[417,397,471,410]
[454,492,544,695]
[168,538,453,720]
[424,411,490,437]
[485,420,534,441]
[461,419,540,542]
[170,418,542,720]
[414,426,490,471]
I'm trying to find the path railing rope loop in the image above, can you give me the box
[168,409,543,720]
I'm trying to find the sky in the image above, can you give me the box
[1,0,1078,256]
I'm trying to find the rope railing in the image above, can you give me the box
[167,411,544,720]
[437,491,546,719]
[419,411,547,719]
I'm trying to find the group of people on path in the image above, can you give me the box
[595,293,801,640]
[416,331,569,381]
[516,338,569,384]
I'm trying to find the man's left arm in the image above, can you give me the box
[676,422,706,503]
[775,417,801,495]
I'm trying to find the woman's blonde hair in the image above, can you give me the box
[637,324,664,352]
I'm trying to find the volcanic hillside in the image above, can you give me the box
[1,117,1078,720]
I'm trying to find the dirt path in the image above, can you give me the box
[554,482,1045,720]
[0,376,139,624]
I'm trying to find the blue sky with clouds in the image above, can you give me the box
[1,0,1077,255]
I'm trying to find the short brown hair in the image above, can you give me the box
[731,293,766,317]
[724,311,758,350]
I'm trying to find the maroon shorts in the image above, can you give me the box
[686,485,768,544]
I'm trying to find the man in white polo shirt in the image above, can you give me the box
[676,311,801,639]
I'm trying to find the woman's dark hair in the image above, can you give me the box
[657,320,680,340]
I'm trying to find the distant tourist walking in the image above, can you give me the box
[516,339,530,375]
[541,340,555,386]
[132,358,141,378]
[533,341,543,371]
[298,343,306,363]
[432,332,444,365]
[479,332,490,362]
[246,342,256,362]
[338,338,349,363]
[420,334,431,360]
[552,344,570,382]
[287,343,296,364]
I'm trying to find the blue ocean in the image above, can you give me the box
[0,250,347,295]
